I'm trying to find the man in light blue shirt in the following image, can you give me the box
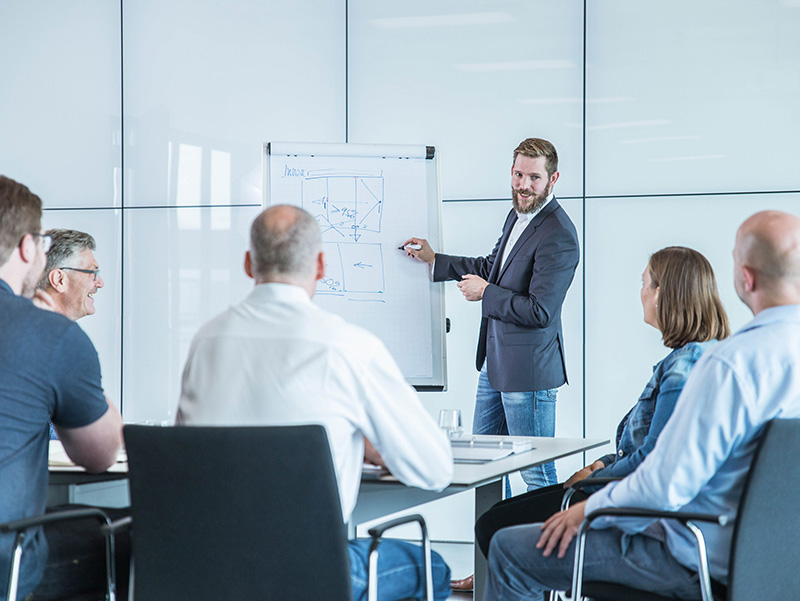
[484,210,800,600]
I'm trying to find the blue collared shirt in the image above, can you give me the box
[586,304,800,583]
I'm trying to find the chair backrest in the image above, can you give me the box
[728,418,800,600]
[123,424,352,601]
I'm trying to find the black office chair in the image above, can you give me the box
[569,418,800,601]
[1,507,117,601]
[121,424,434,601]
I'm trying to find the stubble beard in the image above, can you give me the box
[512,183,551,214]
[20,268,40,299]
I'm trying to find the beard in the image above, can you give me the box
[512,184,551,214]
[20,269,40,299]
[20,255,45,299]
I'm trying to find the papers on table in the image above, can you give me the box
[450,434,534,464]
[451,447,513,464]
[361,463,390,480]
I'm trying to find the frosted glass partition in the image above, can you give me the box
[122,205,262,423]
[585,0,800,197]
[42,209,123,409]
[122,0,346,207]
[554,198,584,442]
[584,193,800,454]
[348,1,585,200]
[0,1,121,208]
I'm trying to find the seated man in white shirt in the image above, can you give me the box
[485,210,800,601]
[176,204,455,601]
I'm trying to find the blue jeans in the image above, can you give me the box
[473,364,558,491]
[347,539,451,601]
[485,522,703,601]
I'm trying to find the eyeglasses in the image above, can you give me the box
[21,233,53,253]
[59,267,101,281]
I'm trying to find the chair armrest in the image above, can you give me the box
[1,508,117,601]
[101,516,133,536]
[560,477,623,511]
[570,477,623,490]
[572,507,731,601]
[366,514,433,601]
[0,507,112,534]
[585,506,729,527]
[367,514,427,540]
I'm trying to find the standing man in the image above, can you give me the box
[0,175,123,599]
[404,138,580,493]
[177,205,454,601]
[37,229,104,321]
[486,210,800,600]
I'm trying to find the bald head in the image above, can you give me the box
[248,205,322,286]
[734,210,800,311]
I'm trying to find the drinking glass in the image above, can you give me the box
[438,409,463,437]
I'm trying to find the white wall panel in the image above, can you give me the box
[585,0,800,196]
[122,205,261,423]
[348,1,584,200]
[42,209,122,410]
[0,1,121,208]
[584,193,800,457]
[122,0,345,207]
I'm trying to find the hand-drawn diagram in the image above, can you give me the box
[302,170,385,299]
[318,243,385,296]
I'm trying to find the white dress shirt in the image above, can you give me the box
[499,195,552,270]
[177,283,453,521]
[585,304,800,583]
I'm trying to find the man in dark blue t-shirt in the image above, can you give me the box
[0,175,123,599]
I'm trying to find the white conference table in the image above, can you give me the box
[352,436,608,600]
[49,436,608,599]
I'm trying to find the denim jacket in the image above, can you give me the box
[590,340,715,480]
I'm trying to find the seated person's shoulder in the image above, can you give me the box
[13,293,76,334]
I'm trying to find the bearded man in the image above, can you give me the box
[404,137,580,495]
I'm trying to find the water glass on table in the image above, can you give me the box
[438,409,463,438]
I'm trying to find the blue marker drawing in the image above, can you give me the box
[316,242,385,297]
[297,169,388,300]
[302,170,384,242]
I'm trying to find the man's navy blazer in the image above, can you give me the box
[433,199,579,393]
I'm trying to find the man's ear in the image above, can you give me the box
[315,251,325,281]
[244,251,254,279]
[549,170,560,188]
[18,234,37,264]
[741,265,757,293]
[48,268,67,292]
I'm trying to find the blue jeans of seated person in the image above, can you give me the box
[473,363,558,494]
[485,521,704,601]
[348,539,451,601]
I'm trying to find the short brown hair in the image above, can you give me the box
[0,175,43,266]
[648,246,730,348]
[513,138,558,178]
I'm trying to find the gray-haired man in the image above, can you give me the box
[37,229,104,321]
[178,204,455,601]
